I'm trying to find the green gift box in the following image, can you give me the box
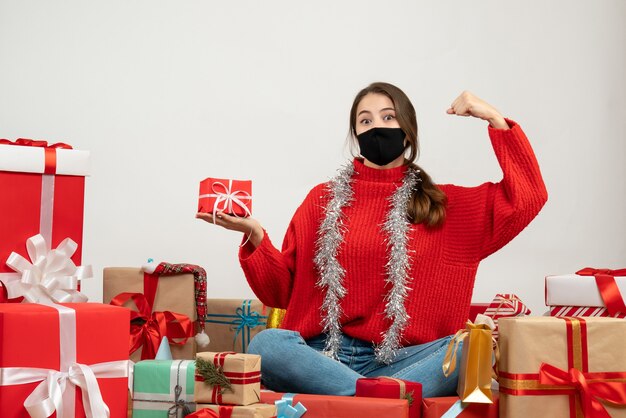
[132,359,196,417]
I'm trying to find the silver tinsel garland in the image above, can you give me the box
[314,162,421,363]
[375,167,420,363]
[313,163,355,360]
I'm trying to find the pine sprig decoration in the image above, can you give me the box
[195,357,233,393]
[404,390,414,406]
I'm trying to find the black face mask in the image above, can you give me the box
[357,127,407,166]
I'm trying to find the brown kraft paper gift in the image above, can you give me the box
[194,351,261,406]
[498,316,626,418]
[103,267,197,361]
[201,299,267,354]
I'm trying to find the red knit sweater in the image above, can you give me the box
[240,120,547,345]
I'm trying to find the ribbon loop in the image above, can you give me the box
[442,315,496,377]
[275,393,307,418]
[4,234,91,304]
[110,292,194,359]
[576,267,626,315]
[538,362,626,418]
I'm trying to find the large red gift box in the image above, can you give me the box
[260,391,409,418]
[0,303,130,417]
[355,377,422,418]
[0,139,89,283]
[422,394,499,418]
[198,177,252,218]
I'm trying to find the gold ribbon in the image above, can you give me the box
[382,377,406,398]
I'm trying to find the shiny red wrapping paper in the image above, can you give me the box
[260,391,409,418]
[422,394,499,418]
[355,377,422,418]
[0,303,130,417]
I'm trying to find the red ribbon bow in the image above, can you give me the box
[576,267,626,315]
[0,138,72,149]
[110,292,193,359]
[539,363,626,418]
[0,138,73,174]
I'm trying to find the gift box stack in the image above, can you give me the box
[193,351,276,417]
[0,139,133,417]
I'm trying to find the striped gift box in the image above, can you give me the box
[549,305,626,318]
[483,294,531,339]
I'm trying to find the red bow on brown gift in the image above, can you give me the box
[576,267,626,316]
[110,292,194,360]
[539,362,626,418]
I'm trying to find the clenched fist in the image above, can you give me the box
[446,91,508,129]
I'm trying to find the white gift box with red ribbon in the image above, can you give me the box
[545,270,626,309]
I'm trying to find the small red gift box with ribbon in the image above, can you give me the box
[198,177,252,218]
[546,268,626,317]
[498,316,626,418]
[0,138,89,293]
[0,303,131,418]
[356,377,422,418]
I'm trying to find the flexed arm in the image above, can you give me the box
[444,91,548,261]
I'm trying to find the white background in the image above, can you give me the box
[1,1,624,315]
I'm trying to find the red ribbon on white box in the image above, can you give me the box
[0,304,131,418]
[199,179,252,221]
[2,234,91,303]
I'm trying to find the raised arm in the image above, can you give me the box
[443,92,548,262]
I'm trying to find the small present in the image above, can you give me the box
[194,352,261,406]
[549,305,626,318]
[104,262,207,361]
[260,391,409,418]
[0,138,89,294]
[545,268,626,316]
[195,403,276,418]
[0,303,131,418]
[498,316,626,417]
[202,299,267,353]
[198,177,252,218]
[356,377,422,418]
[132,359,196,417]
[443,315,495,404]
[422,393,499,418]
[483,293,531,339]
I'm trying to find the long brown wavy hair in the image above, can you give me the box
[349,82,447,227]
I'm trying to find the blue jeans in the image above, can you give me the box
[247,328,461,398]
